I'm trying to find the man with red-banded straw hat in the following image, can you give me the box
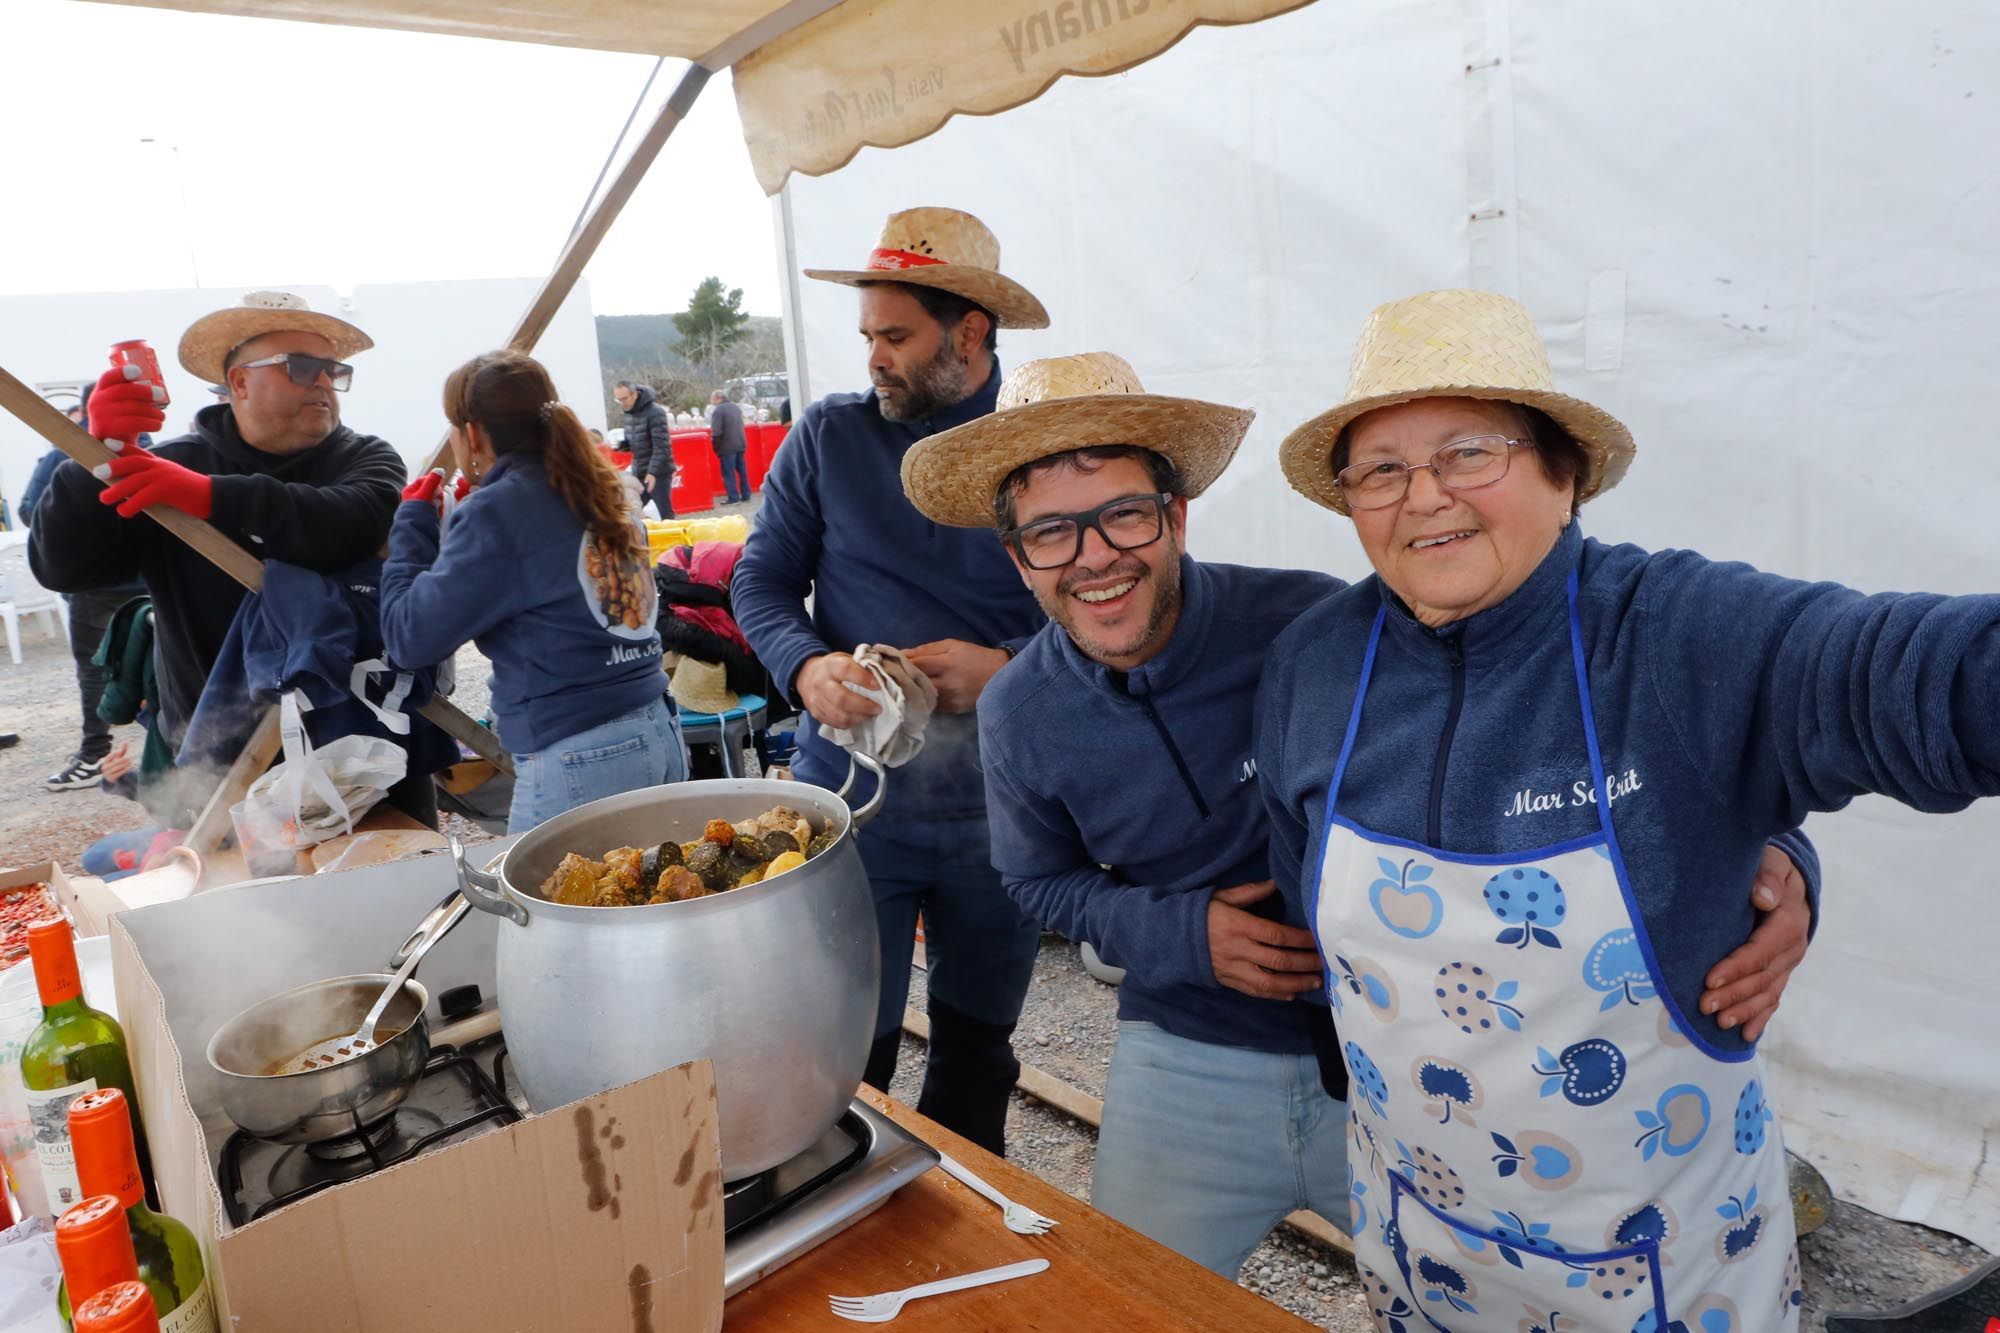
[30,291,405,753]
[734,207,1051,1154]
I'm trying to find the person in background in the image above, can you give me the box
[708,390,750,504]
[614,379,674,518]
[30,292,405,756]
[1260,288,2000,1325]
[15,408,81,524]
[735,206,1052,1154]
[382,351,688,833]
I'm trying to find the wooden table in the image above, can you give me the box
[724,1089,1318,1331]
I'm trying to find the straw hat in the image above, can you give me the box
[804,207,1049,329]
[179,291,373,383]
[671,657,740,716]
[902,352,1254,528]
[1279,289,1635,515]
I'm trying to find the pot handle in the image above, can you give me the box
[843,752,888,828]
[387,887,473,971]
[449,834,529,926]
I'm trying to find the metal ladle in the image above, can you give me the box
[277,892,469,1074]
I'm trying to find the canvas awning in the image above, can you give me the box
[87,0,1312,193]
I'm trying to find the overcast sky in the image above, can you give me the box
[0,0,782,316]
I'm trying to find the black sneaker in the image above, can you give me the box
[45,755,104,792]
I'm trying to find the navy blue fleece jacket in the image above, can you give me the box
[981,559,1342,1050]
[732,373,1044,823]
[379,453,663,754]
[1257,523,1995,1057]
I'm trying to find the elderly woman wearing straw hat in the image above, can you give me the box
[1256,289,2000,1327]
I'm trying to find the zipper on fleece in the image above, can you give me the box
[1428,632,1466,846]
[1125,689,1212,820]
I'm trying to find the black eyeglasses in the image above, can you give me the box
[1334,435,1527,510]
[235,352,354,392]
[1003,492,1172,570]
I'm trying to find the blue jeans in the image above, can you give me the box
[1093,1021,1352,1277]
[507,696,688,834]
[718,451,749,503]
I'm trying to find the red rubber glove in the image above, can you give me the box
[401,468,452,522]
[95,450,213,520]
[86,364,167,451]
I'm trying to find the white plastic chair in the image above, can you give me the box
[0,538,69,664]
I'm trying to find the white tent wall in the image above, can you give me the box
[780,0,2000,1248]
[0,277,604,513]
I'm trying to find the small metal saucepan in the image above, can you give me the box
[205,889,470,1143]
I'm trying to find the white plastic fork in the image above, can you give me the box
[828,1258,1050,1322]
[934,1150,1060,1235]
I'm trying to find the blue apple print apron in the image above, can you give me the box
[1313,578,1800,1332]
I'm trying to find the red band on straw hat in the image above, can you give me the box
[866,248,945,271]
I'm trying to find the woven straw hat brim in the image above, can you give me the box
[672,663,740,716]
[803,264,1050,330]
[903,393,1254,529]
[1279,386,1635,516]
[179,307,374,383]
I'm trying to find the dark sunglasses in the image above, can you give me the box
[235,352,354,392]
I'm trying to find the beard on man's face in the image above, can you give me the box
[874,335,969,423]
[1039,540,1186,668]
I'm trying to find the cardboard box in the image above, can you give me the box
[107,851,725,1331]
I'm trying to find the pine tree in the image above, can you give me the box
[672,277,751,372]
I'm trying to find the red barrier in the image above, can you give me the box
[669,431,720,512]
[747,421,789,491]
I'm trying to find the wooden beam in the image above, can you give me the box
[898,1005,1354,1257]
[420,61,716,475]
[0,366,511,775]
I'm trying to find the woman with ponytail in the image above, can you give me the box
[381,350,687,831]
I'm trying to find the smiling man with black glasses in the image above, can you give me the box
[30,291,406,751]
[901,350,1821,1285]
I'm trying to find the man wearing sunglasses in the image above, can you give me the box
[30,291,406,751]
[900,352,1819,1280]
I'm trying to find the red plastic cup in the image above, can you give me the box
[108,339,170,407]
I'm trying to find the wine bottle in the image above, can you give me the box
[64,1090,215,1333]
[74,1282,163,1333]
[54,1193,170,1323]
[19,919,154,1215]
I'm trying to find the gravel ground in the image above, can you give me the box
[3,596,1989,1329]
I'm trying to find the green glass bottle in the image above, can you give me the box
[58,1089,215,1333]
[20,919,153,1215]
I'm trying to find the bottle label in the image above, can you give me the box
[162,1278,218,1333]
[23,1077,97,1213]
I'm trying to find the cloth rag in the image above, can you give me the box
[816,642,937,768]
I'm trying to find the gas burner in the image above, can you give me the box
[303,1106,441,1163]
[214,1028,939,1295]
[219,1041,520,1225]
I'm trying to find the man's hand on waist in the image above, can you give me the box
[798,652,883,728]
[904,639,1009,714]
[1208,879,1323,1000]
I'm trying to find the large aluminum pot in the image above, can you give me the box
[454,757,884,1179]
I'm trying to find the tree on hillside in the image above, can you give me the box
[673,277,751,376]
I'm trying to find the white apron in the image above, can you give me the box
[1312,578,1801,1333]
